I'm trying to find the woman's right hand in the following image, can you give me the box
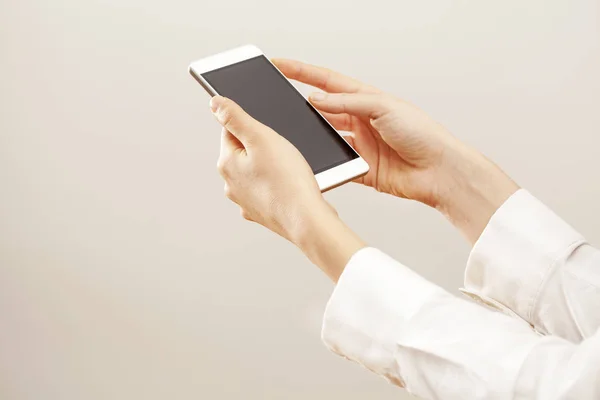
[273,59,519,243]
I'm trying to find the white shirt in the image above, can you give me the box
[322,189,600,400]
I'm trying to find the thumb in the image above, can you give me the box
[309,92,390,119]
[210,96,271,147]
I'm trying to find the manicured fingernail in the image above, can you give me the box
[210,96,223,113]
[310,92,327,102]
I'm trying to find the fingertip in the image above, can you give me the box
[271,57,291,68]
[272,58,303,77]
[309,92,327,102]
[210,95,226,113]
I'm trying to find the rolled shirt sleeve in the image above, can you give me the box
[464,189,600,341]
[322,248,539,399]
[321,190,600,399]
[322,247,600,399]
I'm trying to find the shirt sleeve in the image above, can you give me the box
[322,247,600,400]
[463,189,600,341]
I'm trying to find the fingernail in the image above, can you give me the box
[210,96,223,113]
[310,92,327,102]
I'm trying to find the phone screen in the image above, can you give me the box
[200,56,358,174]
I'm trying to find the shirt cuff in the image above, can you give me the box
[463,189,585,328]
[321,247,444,386]
[321,247,540,399]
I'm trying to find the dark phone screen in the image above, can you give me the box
[202,56,357,174]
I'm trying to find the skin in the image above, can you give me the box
[210,59,519,282]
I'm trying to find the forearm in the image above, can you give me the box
[435,143,519,244]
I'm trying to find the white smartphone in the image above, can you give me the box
[188,45,369,192]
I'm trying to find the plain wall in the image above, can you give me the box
[1,0,599,399]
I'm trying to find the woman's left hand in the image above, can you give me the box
[210,96,365,281]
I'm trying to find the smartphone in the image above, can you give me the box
[188,45,369,192]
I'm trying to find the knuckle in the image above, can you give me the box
[338,94,349,113]
[216,158,229,175]
[223,184,234,200]
[218,106,234,128]
[371,94,395,118]
[240,209,252,221]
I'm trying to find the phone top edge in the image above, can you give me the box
[188,67,217,97]
[189,44,263,75]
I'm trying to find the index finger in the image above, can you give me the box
[272,58,380,94]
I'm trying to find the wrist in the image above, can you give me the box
[434,144,519,244]
[292,204,366,282]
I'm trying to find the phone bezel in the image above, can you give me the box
[188,44,369,192]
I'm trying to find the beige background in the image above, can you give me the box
[1,0,599,399]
